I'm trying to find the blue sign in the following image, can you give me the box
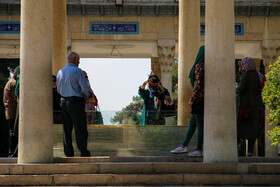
[234,23,244,36]
[0,21,20,34]
[200,23,244,36]
[200,23,205,35]
[90,22,139,34]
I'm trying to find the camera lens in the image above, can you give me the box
[152,79,159,83]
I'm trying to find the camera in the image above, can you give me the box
[151,78,159,83]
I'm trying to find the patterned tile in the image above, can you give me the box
[200,23,244,36]
[0,21,20,34]
[90,22,139,34]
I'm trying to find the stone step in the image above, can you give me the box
[0,162,280,175]
[0,157,279,186]
[0,173,279,186]
[2,156,280,163]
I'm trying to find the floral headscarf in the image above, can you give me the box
[189,46,205,88]
[241,57,266,89]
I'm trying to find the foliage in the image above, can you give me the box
[111,59,179,125]
[262,57,280,146]
[235,60,242,83]
[110,96,143,125]
[171,59,178,104]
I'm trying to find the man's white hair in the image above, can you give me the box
[67,51,79,61]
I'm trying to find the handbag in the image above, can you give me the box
[93,94,98,106]
[238,74,253,122]
[191,97,204,114]
[94,105,104,125]
[238,105,252,121]
[161,103,176,117]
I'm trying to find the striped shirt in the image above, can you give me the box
[3,78,17,119]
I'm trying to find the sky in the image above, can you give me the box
[79,58,151,112]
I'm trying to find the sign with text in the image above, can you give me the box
[90,22,139,34]
[0,21,20,34]
[200,23,244,36]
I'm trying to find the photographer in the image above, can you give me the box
[138,75,172,125]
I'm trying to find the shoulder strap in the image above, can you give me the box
[96,105,101,112]
[13,102,19,135]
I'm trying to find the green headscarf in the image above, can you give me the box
[188,46,205,88]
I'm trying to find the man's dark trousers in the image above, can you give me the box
[60,97,91,157]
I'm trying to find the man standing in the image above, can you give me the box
[56,52,91,157]
[3,66,20,157]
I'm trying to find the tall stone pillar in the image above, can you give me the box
[177,0,200,126]
[151,57,161,79]
[158,39,175,93]
[261,40,280,157]
[19,0,53,163]
[52,0,67,75]
[204,0,237,163]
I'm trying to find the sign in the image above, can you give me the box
[0,21,20,34]
[90,22,139,34]
[200,23,244,36]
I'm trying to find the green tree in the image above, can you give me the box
[111,60,178,125]
[110,96,143,125]
[172,59,178,104]
[262,57,280,146]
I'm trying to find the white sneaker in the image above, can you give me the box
[187,149,202,156]
[170,145,188,154]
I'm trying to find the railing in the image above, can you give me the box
[53,110,196,157]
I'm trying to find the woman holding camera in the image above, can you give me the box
[138,75,172,125]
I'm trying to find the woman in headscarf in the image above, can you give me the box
[237,56,264,156]
[171,46,205,156]
[138,74,172,125]
[83,70,96,124]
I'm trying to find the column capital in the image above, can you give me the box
[157,39,175,93]
[158,39,176,72]
[261,39,280,68]
[158,39,176,48]
[151,57,161,78]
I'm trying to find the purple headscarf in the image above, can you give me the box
[241,57,266,89]
[241,57,256,72]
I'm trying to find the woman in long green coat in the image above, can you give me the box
[237,57,265,156]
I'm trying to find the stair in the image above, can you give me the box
[0,156,279,186]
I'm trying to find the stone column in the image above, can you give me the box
[158,39,175,93]
[52,0,67,75]
[151,57,161,79]
[177,0,200,126]
[18,0,53,163]
[261,40,280,157]
[204,0,237,163]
